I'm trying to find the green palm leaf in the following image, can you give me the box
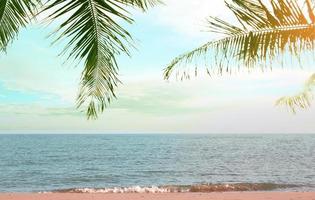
[0,0,40,52]
[276,73,315,113]
[43,0,160,119]
[164,0,315,80]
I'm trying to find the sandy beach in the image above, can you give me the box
[0,192,315,200]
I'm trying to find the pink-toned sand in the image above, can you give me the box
[0,192,314,200]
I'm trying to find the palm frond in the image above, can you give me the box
[116,0,162,10]
[276,73,315,113]
[43,0,159,119]
[0,0,40,52]
[164,0,315,80]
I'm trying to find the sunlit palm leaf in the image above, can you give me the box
[276,73,315,113]
[43,0,160,119]
[0,0,40,52]
[164,0,315,80]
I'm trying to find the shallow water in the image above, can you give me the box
[0,134,314,192]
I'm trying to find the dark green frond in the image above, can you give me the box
[165,0,315,80]
[0,0,40,52]
[117,0,162,10]
[43,0,159,119]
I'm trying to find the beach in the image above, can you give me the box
[1,192,315,200]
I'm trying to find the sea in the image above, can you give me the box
[0,134,314,193]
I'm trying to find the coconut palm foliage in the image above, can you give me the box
[0,0,41,52]
[276,73,315,113]
[165,0,315,112]
[165,0,315,79]
[0,0,160,119]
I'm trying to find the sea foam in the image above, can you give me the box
[54,183,296,194]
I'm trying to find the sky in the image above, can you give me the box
[0,0,315,133]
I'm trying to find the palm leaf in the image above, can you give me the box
[43,0,160,119]
[0,0,41,52]
[164,0,315,80]
[276,73,315,113]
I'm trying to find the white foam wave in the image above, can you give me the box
[53,183,294,194]
[71,186,175,193]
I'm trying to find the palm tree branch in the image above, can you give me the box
[164,23,315,80]
[43,0,160,119]
[0,0,40,52]
[276,73,315,113]
[118,0,162,10]
[165,0,315,80]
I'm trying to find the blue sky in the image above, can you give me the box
[0,0,315,133]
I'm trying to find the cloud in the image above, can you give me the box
[0,104,80,116]
[2,97,315,134]
[0,28,80,105]
[184,101,315,134]
[142,0,234,37]
[2,69,314,133]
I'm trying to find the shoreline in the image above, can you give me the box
[1,192,315,200]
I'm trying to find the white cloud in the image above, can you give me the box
[1,69,315,133]
[144,0,234,37]
[184,101,315,134]
[0,33,81,105]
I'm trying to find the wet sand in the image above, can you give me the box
[1,192,315,200]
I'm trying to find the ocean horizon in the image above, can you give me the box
[0,134,314,193]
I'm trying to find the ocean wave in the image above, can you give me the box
[55,186,172,193]
[53,183,297,193]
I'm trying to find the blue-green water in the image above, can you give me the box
[0,134,314,193]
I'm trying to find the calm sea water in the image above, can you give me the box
[0,134,314,193]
